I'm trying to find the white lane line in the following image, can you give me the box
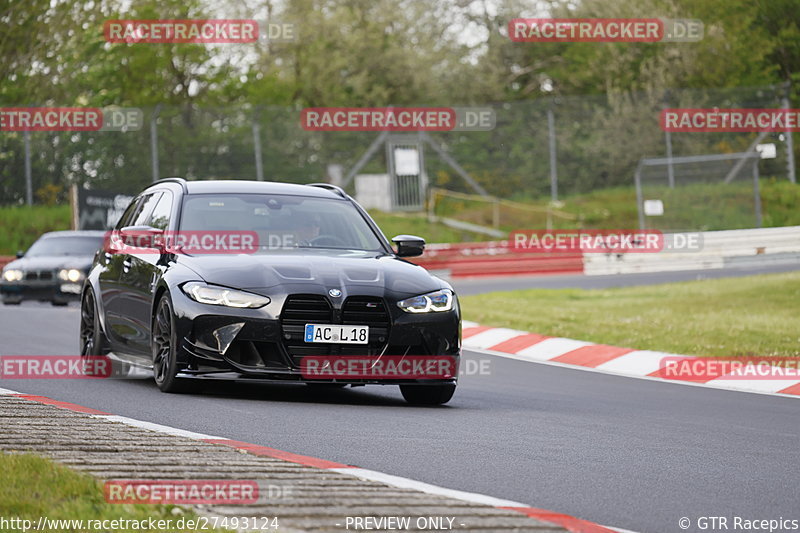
[329,467,528,508]
[462,328,528,349]
[595,350,677,376]
[704,378,800,394]
[462,320,479,328]
[465,346,800,400]
[516,337,592,360]
[0,388,22,395]
[93,414,225,440]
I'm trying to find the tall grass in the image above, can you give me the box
[0,205,71,255]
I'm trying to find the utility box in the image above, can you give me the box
[355,174,392,211]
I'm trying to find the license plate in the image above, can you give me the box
[60,283,82,294]
[304,324,369,344]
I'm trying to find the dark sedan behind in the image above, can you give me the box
[1,231,106,305]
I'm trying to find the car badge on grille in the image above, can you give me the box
[328,288,342,297]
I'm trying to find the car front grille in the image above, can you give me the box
[279,294,390,361]
[342,296,390,325]
[280,295,333,358]
[23,270,54,281]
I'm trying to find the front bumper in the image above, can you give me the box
[1,281,83,303]
[170,287,461,384]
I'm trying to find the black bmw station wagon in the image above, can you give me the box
[80,178,461,405]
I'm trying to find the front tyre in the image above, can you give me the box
[399,384,456,406]
[152,293,190,393]
[80,288,127,377]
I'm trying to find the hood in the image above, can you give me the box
[4,255,94,272]
[175,249,442,297]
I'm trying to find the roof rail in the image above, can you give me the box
[307,183,347,198]
[153,176,188,193]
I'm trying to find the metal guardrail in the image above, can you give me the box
[584,226,800,275]
[414,226,800,278]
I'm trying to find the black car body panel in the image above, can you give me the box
[84,179,461,389]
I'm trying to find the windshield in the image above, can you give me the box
[179,194,385,253]
[25,236,103,257]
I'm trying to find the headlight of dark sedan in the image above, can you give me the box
[58,268,84,282]
[2,269,23,282]
[181,282,271,309]
[397,289,454,313]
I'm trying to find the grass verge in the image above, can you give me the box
[0,453,223,532]
[368,210,488,243]
[0,205,71,255]
[459,271,800,358]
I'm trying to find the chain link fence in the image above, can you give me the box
[1,84,796,231]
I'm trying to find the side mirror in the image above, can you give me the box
[15,250,24,259]
[118,225,166,253]
[392,235,425,258]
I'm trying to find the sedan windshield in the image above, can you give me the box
[179,193,385,252]
[25,236,103,257]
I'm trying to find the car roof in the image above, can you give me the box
[40,230,106,239]
[151,179,345,200]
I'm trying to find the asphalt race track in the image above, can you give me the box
[1,295,799,533]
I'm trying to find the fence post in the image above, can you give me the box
[753,158,763,228]
[427,188,436,222]
[150,104,161,182]
[253,107,264,181]
[547,105,558,202]
[70,184,79,230]
[635,163,645,230]
[782,82,796,184]
[663,90,675,188]
[665,130,675,188]
[24,130,32,205]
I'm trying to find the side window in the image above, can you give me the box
[131,193,161,227]
[114,197,141,230]
[147,191,173,230]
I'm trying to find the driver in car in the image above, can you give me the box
[295,214,322,246]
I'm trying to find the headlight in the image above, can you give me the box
[2,269,23,282]
[58,269,84,282]
[397,289,454,313]
[182,282,271,309]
